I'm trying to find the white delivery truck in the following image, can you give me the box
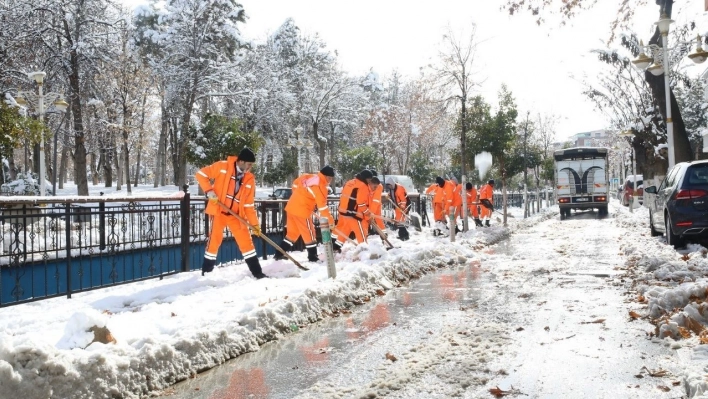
[554,147,610,219]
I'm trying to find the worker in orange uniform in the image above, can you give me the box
[450,177,462,233]
[425,176,454,236]
[332,170,373,252]
[365,175,385,238]
[196,148,266,279]
[276,165,336,262]
[465,182,483,227]
[479,179,495,227]
[385,176,410,241]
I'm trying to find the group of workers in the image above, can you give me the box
[195,148,414,278]
[195,148,498,278]
[425,177,495,235]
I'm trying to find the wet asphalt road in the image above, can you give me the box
[160,209,685,399]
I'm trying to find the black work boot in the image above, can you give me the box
[454,225,461,233]
[474,218,483,227]
[485,220,490,227]
[201,257,216,276]
[274,240,292,260]
[245,257,268,279]
[332,241,342,253]
[307,246,319,262]
[397,226,410,241]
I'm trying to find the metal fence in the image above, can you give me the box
[0,188,550,307]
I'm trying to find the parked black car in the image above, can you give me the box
[259,187,292,211]
[644,160,708,248]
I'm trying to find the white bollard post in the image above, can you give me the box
[320,217,336,279]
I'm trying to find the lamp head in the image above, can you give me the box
[14,93,27,107]
[647,62,664,76]
[53,96,69,112]
[688,35,708,64]
[27,71,46,85]
[655,14,674,35]
[631,51,652,70]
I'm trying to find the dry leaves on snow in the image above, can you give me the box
[385,352,398,362]
[489,386,522,397]
[628,310,641,320]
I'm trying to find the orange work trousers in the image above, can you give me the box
[284,213,317,246]
[480,204,492,220]
[468,204,479,218]
[334,216,368,245]
[432,202,445,222]
[204,214,257,263]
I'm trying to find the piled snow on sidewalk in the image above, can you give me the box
[614,205,708,398]
[0,206,552,399]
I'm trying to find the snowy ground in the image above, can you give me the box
[1,183,708,398]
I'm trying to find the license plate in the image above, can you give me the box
[575,198,589,202]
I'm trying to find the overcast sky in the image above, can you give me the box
[236,1,671,141]
[127,0,707,141]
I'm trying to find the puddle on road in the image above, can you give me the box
[162,261,488,399]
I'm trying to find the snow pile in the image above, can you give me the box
[0,205,552,398]
[613,205,708,398]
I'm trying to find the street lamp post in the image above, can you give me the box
[288,126,313,176]
[15,72,68,196]
[631,16,708,169]
[619,130,637,213]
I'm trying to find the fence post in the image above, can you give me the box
[99,193,106,250]
[180,185,190,273]
[65,203,73,299]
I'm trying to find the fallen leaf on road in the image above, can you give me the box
[685,316,705,335]
[657,385,671,392]
[629,311,641,320]
[641,366,670,377]
[515,327,524,331]
[385,352,397,362]
[489,387,510,397]
[581,319,606,324]
[544,326,550,331]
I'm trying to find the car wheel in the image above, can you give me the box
[665,214,685,248]
[649,211,661,237]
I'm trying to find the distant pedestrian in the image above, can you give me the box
[195,148,267,279]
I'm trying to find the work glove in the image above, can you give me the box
[206,191,218,203]
[251,224,262,236]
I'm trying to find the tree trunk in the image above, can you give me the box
[68,47,89,195]
[314,121,326,169]
[134,90,147,187]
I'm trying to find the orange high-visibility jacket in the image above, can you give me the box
[389,183,408,210]
[285,172,334,225]
[339,177,371,220]
[452,183,463,207]
[480,183,493,202]
[466,186,478,205]
[195,156,258,226]
[370,183,383,214]
[425,182,454,207]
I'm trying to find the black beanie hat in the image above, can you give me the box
[466,182,473,190]
[369,170,378,177]
[488,179,495,185]
[320,165,335,177]
[238,147,256,162]
[371,176,380,184]
[436,176,445,187]
[359,169,373,180]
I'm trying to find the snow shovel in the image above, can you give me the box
[333,228,358,246]
[370,220,395,250]
[216,202,309,271]
[384,196,422,232]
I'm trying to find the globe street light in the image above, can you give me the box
[15,72,68,196]
[288,126,313,176]
[631,16,708,169]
